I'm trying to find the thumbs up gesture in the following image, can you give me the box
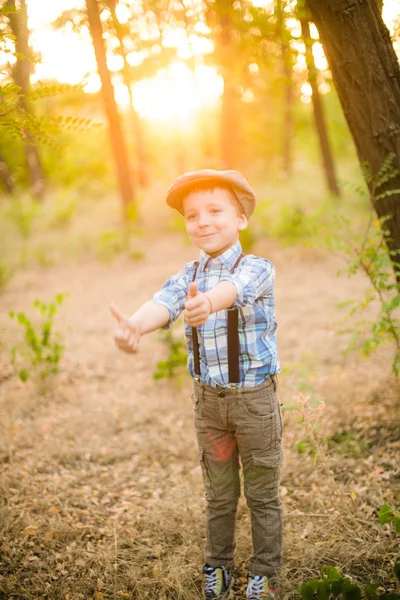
[109,302,141,354]
[184,283,212,327]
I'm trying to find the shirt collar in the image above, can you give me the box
[199,240,243,271]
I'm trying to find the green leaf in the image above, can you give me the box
[378,504,393,526]
[300,581,318,600]
[364,583,381,600]
[331,580,344,598]
[317,581,330,600]
[394,555,400,582]
[19,369,29,382]
[343,584,362,600]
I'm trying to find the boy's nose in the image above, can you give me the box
[198,213,210,227]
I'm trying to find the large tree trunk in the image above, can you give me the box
[301,18,340,197]
[306,0,400,277]
[85,0,135,219]
[106,0,148,188]
[7,0,45,199]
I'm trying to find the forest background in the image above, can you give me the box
[0,1,399,599]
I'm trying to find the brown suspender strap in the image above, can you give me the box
[191,263,201,379]
[191,253,245,383]
[227,252,245,384]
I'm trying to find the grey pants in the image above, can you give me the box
[192,377,283,578]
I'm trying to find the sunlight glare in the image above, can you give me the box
[132,62,222,123]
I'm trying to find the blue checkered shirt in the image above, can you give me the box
[152,241,279,388]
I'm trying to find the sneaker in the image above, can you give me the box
[203,564,234,599]
[246,574,279,599]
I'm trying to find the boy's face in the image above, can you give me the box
[182,188,248,257]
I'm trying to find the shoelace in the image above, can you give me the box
[246,575,269,599]
[204,567,223,595]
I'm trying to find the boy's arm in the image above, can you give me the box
[110,300,170,354]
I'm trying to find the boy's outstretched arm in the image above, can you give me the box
[110,301,170,354]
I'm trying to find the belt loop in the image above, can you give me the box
[272,375,277,392]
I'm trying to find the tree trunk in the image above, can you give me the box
[85,0,135,219]
[0,152,14,194]
[7,0,45,199]
[306,0,400,277]
[276,0,293,177]
[301,18,340,197]
[107,1,148,188]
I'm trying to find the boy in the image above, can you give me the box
[110,169,283,600]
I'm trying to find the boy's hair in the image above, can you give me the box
[182,181,245,216]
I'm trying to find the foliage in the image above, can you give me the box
[328,210,400,376]
[153,329,187,380]
[95,228,144,262]
[0,260,12,293]
[5,194,40,238]
[378,505,400,534]
[9,293,67,383]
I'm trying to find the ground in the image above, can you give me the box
[0,226,399,600]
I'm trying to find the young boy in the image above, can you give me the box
[110,169,283,600]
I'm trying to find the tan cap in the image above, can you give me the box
[166,169,256,219]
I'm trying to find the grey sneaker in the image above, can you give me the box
[203,564,234,599]
[246,574,279,599]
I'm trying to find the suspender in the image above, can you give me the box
[191,253,245,385]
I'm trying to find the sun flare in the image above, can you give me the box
[23,0,400,123]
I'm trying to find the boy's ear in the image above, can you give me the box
[238,214,248,231]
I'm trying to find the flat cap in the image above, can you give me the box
[166,169,256,220]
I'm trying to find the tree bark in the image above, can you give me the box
[276,0,293,177]
[106,0,148,188]
[0,152,14,194]
[85,0,135,219]
[306,0,400,277]
[7,0,45,199]
[301,18,340,197]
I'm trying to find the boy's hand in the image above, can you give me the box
[109,302,141,354]
[184,283,211,327]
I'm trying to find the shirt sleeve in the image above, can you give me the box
[219,256,275,307]
[151,268,189,328]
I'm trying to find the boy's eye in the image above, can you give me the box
[185,214,196,221]
[210,208,221,214]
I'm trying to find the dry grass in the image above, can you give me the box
[0,185,399,599]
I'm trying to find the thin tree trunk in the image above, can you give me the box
[85,0,135,219]
[301,18,340,197]
[0,152,14,193]
[7,0,45,199]
[107,0,148,188]
[276,0,293,177]
[306,0,400,278]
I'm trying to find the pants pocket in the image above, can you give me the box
[198,446,216,500]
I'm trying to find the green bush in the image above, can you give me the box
[9,293,67,383]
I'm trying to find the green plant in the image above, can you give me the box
[327,156,400,376]
[47,189,77,228]
[6,195,40,239]
[0,260,12,292]
[378,505,400,534]
[299,505,400,600]
[153,329,187,380]
[328,212,400,376]
[9,293,67,382]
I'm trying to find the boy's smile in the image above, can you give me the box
[183,188,248,257]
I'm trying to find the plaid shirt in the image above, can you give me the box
[152,241,279,388]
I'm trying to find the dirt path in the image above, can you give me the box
[0,232,398,599]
